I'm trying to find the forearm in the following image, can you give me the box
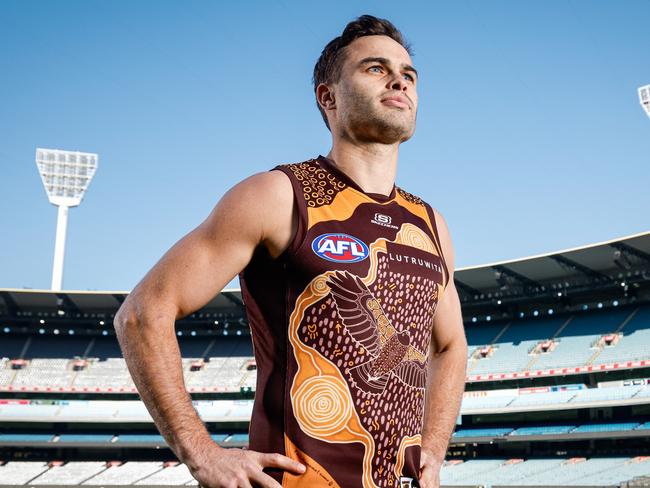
[114,306,216,469]
[420,342,467,462]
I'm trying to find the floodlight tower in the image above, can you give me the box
[35,148,98,291]
[640,85,650,119]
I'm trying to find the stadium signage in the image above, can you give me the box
[311,233,369,263]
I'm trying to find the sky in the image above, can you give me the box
[1,0,649,292]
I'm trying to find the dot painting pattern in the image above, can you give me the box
[396,187,425,206]
[297,250,440,487]
[283,159,347,208]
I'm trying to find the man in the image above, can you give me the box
[114,14,467,488]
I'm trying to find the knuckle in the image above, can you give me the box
[272,453,284,463]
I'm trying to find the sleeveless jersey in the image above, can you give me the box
[239,155,449,488]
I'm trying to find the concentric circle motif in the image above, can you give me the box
[294,375,351,437]
[398,224,435,253]
[312,275,330,294]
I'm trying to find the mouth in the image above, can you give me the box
[381,97,410,109]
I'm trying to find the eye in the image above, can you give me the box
[368,65,384,73]
[403,73,415,82]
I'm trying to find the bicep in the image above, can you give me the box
[123,171,293,323]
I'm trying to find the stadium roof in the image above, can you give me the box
[1,230,649,313]
[455,230,650,296]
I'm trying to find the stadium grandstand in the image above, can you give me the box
[1,231,650,487]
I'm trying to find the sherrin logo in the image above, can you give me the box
[311,233,369,263]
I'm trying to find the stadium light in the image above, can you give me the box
[35,148,98,291]
[639,85,650,119]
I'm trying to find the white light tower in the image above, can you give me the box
[639,85,650,119]
[35,148,98,291]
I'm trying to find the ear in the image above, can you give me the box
[316,83,336,111]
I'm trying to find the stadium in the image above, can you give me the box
[1,230,649,487]
[3,1,649,486]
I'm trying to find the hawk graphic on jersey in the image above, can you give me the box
[326,270,428,395]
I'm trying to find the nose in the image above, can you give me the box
[388,74,408,92]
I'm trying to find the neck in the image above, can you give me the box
[326,138,399,196]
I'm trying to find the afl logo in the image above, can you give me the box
[311,233,369,263]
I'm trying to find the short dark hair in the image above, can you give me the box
[313,15,413,130]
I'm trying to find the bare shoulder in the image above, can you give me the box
[206,169,295,259]
[216,169,292,209]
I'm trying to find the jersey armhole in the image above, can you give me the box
[424,203,451,289]
[270,165,308,262]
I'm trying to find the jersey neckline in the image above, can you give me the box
[316,155,397,203]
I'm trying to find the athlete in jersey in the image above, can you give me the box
[240,156,449,487]
[115,15,467,488]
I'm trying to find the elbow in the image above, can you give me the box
[113,302,140,340]
[113,298,177,340]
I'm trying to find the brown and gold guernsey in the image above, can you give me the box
[239,155,449,488]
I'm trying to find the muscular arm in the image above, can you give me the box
[419,211,468,487]
[113,170,304,487]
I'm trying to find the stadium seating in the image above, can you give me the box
[1,384,647,424]
[0,461,50,485]
[26,461,108,485]
[511,425,575,436]
[636,386,650,398]
[466,305,650,378]
[572,422,641,433]
[0,433,53,443]
[468,317,566,375]
[508,390,578,408]
[528,308,632,370]
[81,461,163,485]
[520,457,635,485]
[2,305,650,390]
[56,433,114,444]
[0,358,14,386]
[0,403,60,419]
[438,457,650,486]
[438,459,505,484]
[571,385,644,403]
[73,357,136,389]
[450,427,513,438]
[452,422,648,440]
[12,358,74,388]
[460,458,564,485]
[114,434,166,444]
[133,463,194,485]
[2,419,646,450]
[592,306,650,365]
[461,394,515,410]
[576,457,650,486]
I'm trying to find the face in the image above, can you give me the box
[321,35,418,144]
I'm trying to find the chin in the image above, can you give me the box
[377,121,415,144]
[344,110,415,144]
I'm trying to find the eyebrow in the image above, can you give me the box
[358,56,418,79]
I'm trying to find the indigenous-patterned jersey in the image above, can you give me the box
[239,155,449,488]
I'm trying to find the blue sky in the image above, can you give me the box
[1,1,648,291]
